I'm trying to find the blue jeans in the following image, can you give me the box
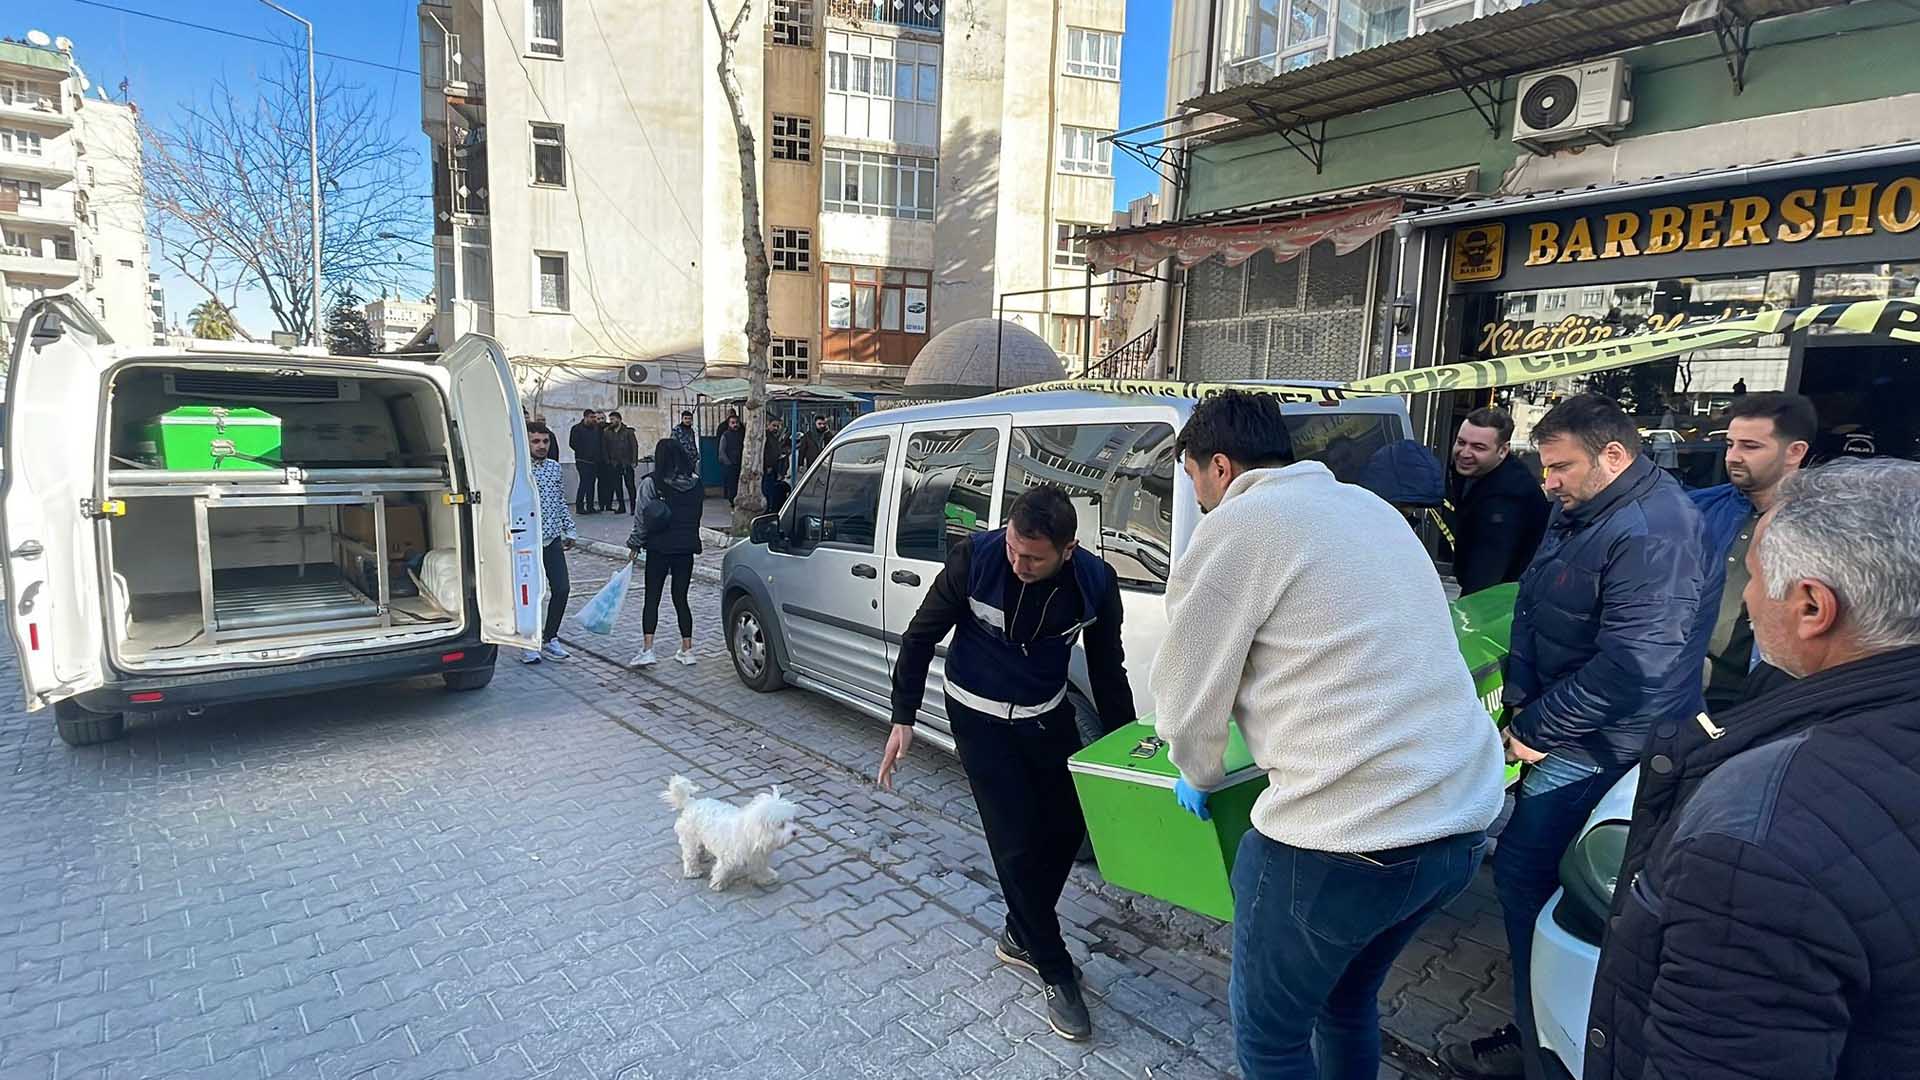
[1492,754,1622,1079]
[1230,829,1489,1080]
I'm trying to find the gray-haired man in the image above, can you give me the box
[1586,458,1920,1080]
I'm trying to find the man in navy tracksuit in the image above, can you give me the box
[879,485,1134,1043]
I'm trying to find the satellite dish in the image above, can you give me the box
[80,78,91,91]
[25,29,52,46]
[55,36,74,51]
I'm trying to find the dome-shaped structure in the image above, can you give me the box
[904,318,1064,398]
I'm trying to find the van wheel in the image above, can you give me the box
[727,595,784,693]
[54,701,127,747]
[443,664,496,692]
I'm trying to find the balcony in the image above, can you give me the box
[0,148,75,184]
[0,245,80,282]
[826,0,942,35]
[0,93,73,130]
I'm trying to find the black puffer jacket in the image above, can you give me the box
[1446,452,1549,596]
[627,472,704,557]
[1586,645,1920,1080]
[1506,455,1705,771]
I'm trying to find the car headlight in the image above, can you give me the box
[1554,821,1628,946]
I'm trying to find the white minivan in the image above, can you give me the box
[2,297,545,746]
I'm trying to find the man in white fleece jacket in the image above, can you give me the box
[1153,391,1506,1080]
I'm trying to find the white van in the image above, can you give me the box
[2,297,545,746]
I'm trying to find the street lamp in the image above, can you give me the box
[377,231,434,250]
[259,0,322,348]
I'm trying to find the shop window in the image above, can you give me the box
[823,265,930,367]
[1001,423,1178,589]
[1181,242,1377,383]
[896,427,1000,563]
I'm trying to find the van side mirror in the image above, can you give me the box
[749,513,779,546]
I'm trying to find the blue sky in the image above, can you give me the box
[29,0,1170,332]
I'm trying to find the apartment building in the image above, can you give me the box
[362,295,436,352]
[0,33,153,355]
[416,0,1124,418]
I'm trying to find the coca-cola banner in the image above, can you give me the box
[1085,197,1404,274]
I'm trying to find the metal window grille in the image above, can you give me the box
[1180,241,1380,382]
[771,115,813,162]
[771,337,812,379]
[771,0,816,47]
[772,228,813,273]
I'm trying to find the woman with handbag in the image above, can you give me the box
[627,439,704,667]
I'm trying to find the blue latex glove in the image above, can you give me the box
[1174,778,1211,821]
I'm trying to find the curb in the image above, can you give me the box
[576,536,726,585]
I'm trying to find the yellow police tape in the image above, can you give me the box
[997,298,1920,402]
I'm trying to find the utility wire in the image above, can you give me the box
[67,0,421,75]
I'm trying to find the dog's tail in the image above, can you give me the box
[661,774,699,811]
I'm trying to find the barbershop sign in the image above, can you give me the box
[1448,166,1920,291]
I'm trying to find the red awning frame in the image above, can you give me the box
[1084,197,1405,275]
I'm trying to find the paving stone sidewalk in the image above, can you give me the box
[553,546,1519,1077]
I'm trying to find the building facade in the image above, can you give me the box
[0,33,153,356]
[362,295,435,352]
[416,0,1125,435]
[1120,0,1920,470]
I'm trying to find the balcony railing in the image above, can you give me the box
[827,0,942,34]
[1079,324,1159,381]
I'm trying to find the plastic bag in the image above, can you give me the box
[575,562,633,635]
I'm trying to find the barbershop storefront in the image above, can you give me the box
[1408,147,1920,484]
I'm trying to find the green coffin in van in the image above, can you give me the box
[136,405,283,471]
[1069,583,1520,922]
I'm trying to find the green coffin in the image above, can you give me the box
[136,406,283,471]
[1069,582,1521,922]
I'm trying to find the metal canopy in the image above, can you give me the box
[1177,0,1844,147]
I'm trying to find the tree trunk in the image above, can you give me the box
[709,0,776,535]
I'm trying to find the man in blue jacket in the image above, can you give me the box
[878,485,1134,1044]
[1443,394,1704,1080]
[1687,392,1816,711]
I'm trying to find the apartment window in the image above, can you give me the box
[1054,223,1099,269]
[619,386,659,409]
[771,337,811,379]
[1049,315,1087,358]
[117,258,135,269]
[771,0,815,47]
[1058,126,1113,177]
[53,236,75,261]
[772,227,812,273]
[825,32,939,147]
[825,265,930,341]
[534,251,569,310]
[822,149,936,221]
[531,123,566,186]
[0,179,41,207]
[1064,28,1122,80]
[771,115,813,163]
[1219,0,1523,87]
[529,0,563,57]
[459,228,492,302]
[1,129,45,156]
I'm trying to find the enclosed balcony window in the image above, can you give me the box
[1217,0,1528,88]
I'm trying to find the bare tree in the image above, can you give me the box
[141,48,429,340]
[708,0,774,533]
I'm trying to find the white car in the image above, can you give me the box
[1531,768,1638,1079]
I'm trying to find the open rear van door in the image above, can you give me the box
[440,334,543,650]
[1,298,114,709]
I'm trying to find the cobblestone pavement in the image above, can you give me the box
[550,547,1518,1074]
[0,540,1513,1080]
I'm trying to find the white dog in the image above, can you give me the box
[661,775,802,890]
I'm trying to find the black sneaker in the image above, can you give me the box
[1438,1024,1527,1079]
[1043,979,1092,1042]
[994,927,1038,975]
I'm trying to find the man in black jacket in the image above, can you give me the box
[1586,458,1920,1080]
[568,410,604,515]
[1445,407,1549,596]
[878,486,1134,1044]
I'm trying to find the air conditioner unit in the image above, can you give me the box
[1512,58,1633,149]
[623,363,652,385]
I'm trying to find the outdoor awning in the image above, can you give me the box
[683,377,864,403]
[1084,193,1409,274]
[1173,0,1845,147]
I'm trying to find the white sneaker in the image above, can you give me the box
[520,649,543,665]
[673,651,698,667]
[630,647,657,667]
[541,640,571,661]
